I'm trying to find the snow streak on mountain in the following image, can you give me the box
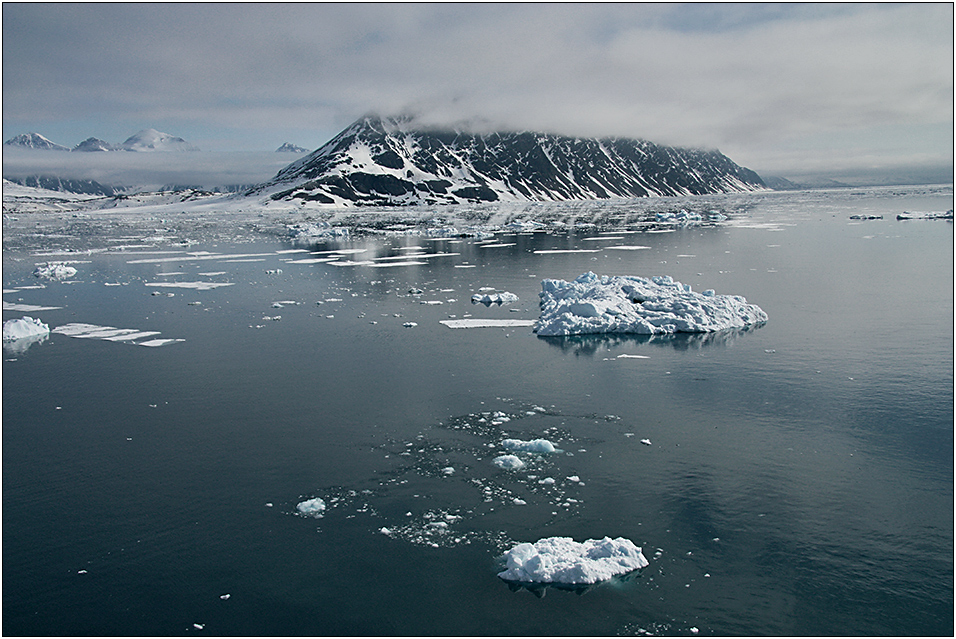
[256,115,766,206]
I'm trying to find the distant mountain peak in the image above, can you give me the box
[4,132,70,151]
[121,129,199,152]
[72,137,118,152]
[255,115,766,206]
[276,142,310,153]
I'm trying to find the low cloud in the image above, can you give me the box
[2,148,295,191]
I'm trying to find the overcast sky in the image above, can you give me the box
[3,2,953,184]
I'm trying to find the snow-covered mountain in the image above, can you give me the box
[4,132,71,151]
[254,115,766,206]
[72,137,119,152]
[120,129,199,152]
[276,142,310,153]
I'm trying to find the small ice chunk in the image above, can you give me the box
[442,467,455,475]
[501,438,556,454]
[3,316,50,342]
[33,263,77,280]
[538,477,555,485]
[296,497,326,517]
[498,537,649,584]
[493,454,525,470]
[403,322,418,328]
[471,291,519,305]
[640,439,652,446]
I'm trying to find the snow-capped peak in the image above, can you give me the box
[120,129,199,152]
[3,132,70,151]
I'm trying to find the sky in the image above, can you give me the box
[2,2,953,187]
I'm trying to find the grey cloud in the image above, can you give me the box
[2,3,952,177]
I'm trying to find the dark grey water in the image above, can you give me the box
[3,186,953,635]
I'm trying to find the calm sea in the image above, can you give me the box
[3,186,953,635]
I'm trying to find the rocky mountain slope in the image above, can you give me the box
[255,115,766,206]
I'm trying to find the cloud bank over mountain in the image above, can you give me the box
[2,3,952,181]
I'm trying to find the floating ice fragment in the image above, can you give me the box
[3,316,50,342]
[501,438,556,454]
[219,594,231,600]
[33,263,77,280]
[442,467,455,475]
[403,322,418,328]
[440,319,535,329]
[2,301,62,312]
[471,291,519,304]
[535,272,767,336]
[641,439,652,446]
[498,537,649,585]
[296,497,326,517]
[146,281,234,290]
[493,455,525,470]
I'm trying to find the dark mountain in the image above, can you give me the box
[276,142,310,153]
[5,175,116,196]
[4,132,70,151]
[254,115,766,206]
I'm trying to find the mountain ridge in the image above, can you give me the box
[4,129,200,152]
[255,115,767,206]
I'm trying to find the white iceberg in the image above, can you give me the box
[3,316,50,342]
[296,497,326,517]
[501,438,556,454]
[535,271,767,336]
[33,263,77,280]
[498,536,649,584]
[493,454,525,470]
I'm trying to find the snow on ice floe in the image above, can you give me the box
[52,323,183,346]
[3,316,50,342]
[2,301,63,312]
[440,319,536,329]
[33,263,78,280]
[497,537,648,585]
[535,271,767,336]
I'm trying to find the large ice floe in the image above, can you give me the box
[498,537,649,585]
[535,271,767,336]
